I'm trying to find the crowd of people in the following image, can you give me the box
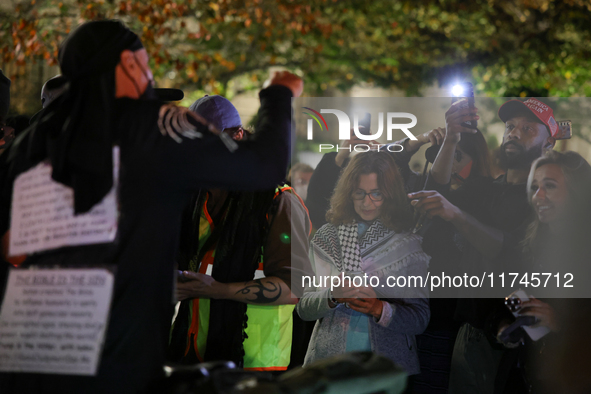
[0,19,590,394]
[303,97,591,394]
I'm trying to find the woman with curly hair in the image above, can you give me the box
[296,151,430,376]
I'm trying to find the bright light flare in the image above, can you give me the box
[451,84,464,97]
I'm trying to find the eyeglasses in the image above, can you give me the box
[351,190,383,201]
[223,126,245,140]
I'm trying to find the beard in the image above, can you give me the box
[499,140,544,169]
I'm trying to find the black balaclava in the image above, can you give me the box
[28,20,145,214]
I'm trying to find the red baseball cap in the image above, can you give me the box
[498,98,558,137]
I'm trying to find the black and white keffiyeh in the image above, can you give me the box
[311,219,430,290]
[337,223,360,272]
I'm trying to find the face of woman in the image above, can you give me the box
[530,163,568,224]
[352,173,384,222]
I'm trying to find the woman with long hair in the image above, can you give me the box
[495,150,591,394]
[296,151,430,376]
[515,150,591,331]
[523,150,591,262]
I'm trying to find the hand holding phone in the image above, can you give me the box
[505,289,551,341]
[451,82,478,130]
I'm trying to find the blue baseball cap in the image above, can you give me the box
[189,95,242,132]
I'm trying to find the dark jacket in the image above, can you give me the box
[0,85,293,394]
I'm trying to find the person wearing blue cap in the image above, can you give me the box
[169,95,312,373]
[189,95,245,139]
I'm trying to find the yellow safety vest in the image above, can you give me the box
[185,185,302,371]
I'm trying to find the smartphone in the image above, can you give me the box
[451,82,477,129]
[505,289,550,341]
[177,270,191,283]
[555,120,572,140]
[358,113,371,135]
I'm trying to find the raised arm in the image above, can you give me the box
[429,101,479,185]
[150,72,303,191]
[408,190,504,257]
[395,128,445,167]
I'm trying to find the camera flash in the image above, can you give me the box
[451,84,464,97]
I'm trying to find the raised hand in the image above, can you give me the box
[444,100,479,143]
[345,286,384,319]
[422,127,446,146]
[176,270,225,301]
[158,104,204,143]
[408,190,461,222]
[265,71,304,97]
[519,297,559,332]
[158,104,238,151]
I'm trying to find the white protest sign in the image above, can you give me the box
[0,268,114,375]
[9,147,120,256]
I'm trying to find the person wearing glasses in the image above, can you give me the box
[296,151,430,379]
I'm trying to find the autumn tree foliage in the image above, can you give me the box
[2,0,591,97]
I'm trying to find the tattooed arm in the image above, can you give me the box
[176,192,308,306]
[228,277,296,305]
[176,271,297,305]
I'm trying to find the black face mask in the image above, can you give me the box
[120,52,156,100]
[139,83,156,100]
[133,52,157,100]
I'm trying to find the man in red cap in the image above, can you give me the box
[497,98,557,177]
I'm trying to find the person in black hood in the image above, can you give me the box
[0,20,302,394]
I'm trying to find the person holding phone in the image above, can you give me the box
[492,150,591,393]
[407,101,495,393]
[296,152,430,378]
